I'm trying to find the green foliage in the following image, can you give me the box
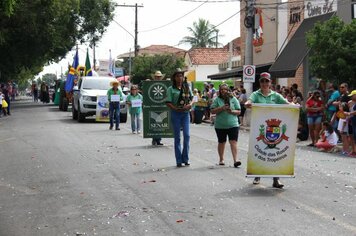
[307,17,356,88]
[41,73,57,86]
[131,54,185,85]
[0,0,16,17]
[180,18,222,48]
[0,0,114,83]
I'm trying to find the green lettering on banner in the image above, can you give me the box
[142,80,174,138]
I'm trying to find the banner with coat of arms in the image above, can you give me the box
[247,104,300,177]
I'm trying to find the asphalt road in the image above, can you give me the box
[0,99,355,236]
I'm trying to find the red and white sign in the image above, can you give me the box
[243,65,256,83]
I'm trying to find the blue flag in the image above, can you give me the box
[65,48,79,92]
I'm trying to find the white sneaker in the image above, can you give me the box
[137,131,141,134]
[132,131,136,134]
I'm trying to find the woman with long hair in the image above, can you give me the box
[211,84,241,167]
[305,90,324,146]
[166,69,193,167]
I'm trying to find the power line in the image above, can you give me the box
[139,1,208,33]
[112,19,135,39]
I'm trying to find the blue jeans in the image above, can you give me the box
[171,110,190,164]
[109,102,120,128]
[130,113,141,132]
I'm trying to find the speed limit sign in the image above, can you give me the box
[243,65,256,82]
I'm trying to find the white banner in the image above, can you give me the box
[131,99,142,108]
[247,104,300,177]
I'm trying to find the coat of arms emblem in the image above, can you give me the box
[257,119,289,149]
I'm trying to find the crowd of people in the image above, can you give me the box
[0,81,15,117]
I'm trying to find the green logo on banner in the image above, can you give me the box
[148,82,168,103]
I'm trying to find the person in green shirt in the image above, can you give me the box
[126,85,143,134]
[166,69,193,167]
[107,80,123,130]
[211,84,242,168]
[245,72,288,189]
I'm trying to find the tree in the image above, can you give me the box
[0,0,114,83]
[180,18,222,48]
[41,73,57,86]
[307,17,356,88]
[0,0,16,17]
[130,54,185,85]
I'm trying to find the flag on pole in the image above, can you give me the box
[65,47,79,92]
[108,49,115,77]
[85,48,93,76]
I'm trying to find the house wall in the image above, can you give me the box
[286,0,305,92]
[191,65,220,81]
[337,0,353,23]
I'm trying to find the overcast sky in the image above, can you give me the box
[39,0,241,77]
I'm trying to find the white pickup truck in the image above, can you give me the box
[72,76,127,123]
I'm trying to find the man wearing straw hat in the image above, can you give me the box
[107,80,123,130]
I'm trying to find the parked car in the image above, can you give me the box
[72,76,127,123]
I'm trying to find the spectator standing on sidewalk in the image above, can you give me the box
[238,88,247,126]
[1,83,10,115]
[326,83,340,122]
[210,84,241,168]
[333,83,351,140]
[345,90,356,157]
[126,85,143,134]
[166,69,193,167]
[245,72,289,189]
[305,91,324,147]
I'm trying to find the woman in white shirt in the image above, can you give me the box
[315,121,338,152]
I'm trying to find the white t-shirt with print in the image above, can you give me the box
[325,131,338,145]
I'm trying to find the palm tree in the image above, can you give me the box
[180,18,222,48]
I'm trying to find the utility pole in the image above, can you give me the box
[93,41,96,71]
[115,3,143,57]
[243,0,255,96]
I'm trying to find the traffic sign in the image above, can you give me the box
[243,65,256,83]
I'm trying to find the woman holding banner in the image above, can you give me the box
[245,72,289,189]
[166,69,193,167]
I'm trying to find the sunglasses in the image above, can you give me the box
[260,79,270,83]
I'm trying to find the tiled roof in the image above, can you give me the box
[117,45,186,58]
[187,48,230,65]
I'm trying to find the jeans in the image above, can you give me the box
[130,113,141,132]
[171,110,190,164]
[109,102,120,129]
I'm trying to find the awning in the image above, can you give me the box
[269,12,334,78]
[208,63,272,80]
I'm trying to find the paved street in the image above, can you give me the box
[0,100,356,236]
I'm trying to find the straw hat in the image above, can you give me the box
[110,80,120,86]
[172,68,186,78]
[151,70,165,80]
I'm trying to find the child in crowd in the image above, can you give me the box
[126,85,143,134]
[332,102,350,155]
[1,91,8,116]
[315,121,338,152]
